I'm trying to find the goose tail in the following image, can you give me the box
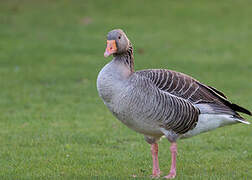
[232,114,251,125]
[236,118,250,125]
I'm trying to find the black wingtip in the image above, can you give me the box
[231,103,252,116]
[207,85,227,98]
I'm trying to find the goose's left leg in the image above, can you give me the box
[144,136,161,178]
[151,143,160,177]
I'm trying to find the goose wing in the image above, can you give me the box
[136,69,251,118]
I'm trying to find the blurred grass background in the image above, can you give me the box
[0,0,252,179]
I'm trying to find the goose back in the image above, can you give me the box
[136,69,251,118]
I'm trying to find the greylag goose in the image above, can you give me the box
[97,29,251,179]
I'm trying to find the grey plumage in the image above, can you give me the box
[136,69,251,118]
[97,30,251,142]
[97,29,251,178]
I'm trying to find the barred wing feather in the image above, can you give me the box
[136,69,252,118]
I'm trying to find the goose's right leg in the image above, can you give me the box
[164,142,177,179]
[160,129,179,179]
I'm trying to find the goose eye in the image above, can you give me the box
[118,36,121,39]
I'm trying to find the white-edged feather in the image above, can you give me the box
[236,119,250,124]
[180,114,243,138]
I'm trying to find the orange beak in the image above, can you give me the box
[104,40,117,58]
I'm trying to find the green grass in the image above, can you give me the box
[0,0,252,179]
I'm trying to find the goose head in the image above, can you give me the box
[104,29,130,58]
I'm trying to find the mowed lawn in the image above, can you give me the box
[0,0,252,179]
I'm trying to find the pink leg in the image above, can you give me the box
[151,143,161,178]
[164,142,177,179]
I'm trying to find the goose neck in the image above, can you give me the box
[114,46,134,73]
